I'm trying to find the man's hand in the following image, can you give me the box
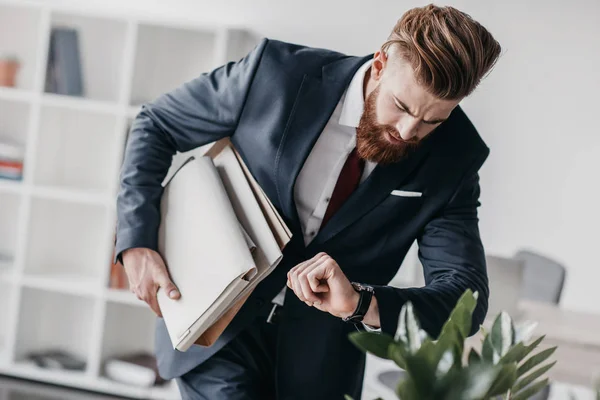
[287,252,360,319]
[122,248,180,317]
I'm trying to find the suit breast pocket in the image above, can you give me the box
[377,193,425,213]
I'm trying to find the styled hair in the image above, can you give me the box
[382,4,502,99]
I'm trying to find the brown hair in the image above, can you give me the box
[382,4,502,99]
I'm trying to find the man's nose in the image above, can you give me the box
[396,118,419,141]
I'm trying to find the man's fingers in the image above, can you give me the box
[139,287,163,318]
[297,272,321,305]
[148,297,163,318]
[308,270,329,293]
[288,257,326,305]
[290,273,307,303]
[156,270,180,300]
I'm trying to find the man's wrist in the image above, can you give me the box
[362,295,380,328]
[340,289,361,319]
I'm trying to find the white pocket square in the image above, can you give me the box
[391,190,422,198]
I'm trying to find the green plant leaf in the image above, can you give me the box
[396,375,421,400]
[397,302,425,354]
[481,333,496,363]
[512,361,556,393]
[343,395,353,400]
[347,331,394,359]
[490,311,515,360]
[396,302,409,343]
[436,350,455,377]
[520,335,546,361]
[468,348,481,364]
[432,322,464,369]
[517,347,557,378]
[442,363,503,400]
[511,378,549,400]
[427,290,478,372]
[403,353,436,396]
[499,335,545,365]
[389,342,407,369]
[485,363,518,396]
[438,289,478,340]
[498,342,526,365]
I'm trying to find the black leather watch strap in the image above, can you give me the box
[342,282,374,323]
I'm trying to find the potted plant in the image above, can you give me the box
[348,290,557,400]
[0,54,20,88]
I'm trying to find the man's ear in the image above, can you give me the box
[371,50,388,81]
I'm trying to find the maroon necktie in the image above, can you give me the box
[320,148,365,230]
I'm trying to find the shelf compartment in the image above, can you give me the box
[0,192,22,274]
[24,197,110,284]
[0,282,14,363]
[46,12,128,102]
[0,3,43,91]
[0,99,31,180]
[13,287,96,372]
[33,105,118,192]
[130,24,217,106]
[98,302,167,390]
[100,302,156,365]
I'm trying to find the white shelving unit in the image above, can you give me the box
[0,1,260,398]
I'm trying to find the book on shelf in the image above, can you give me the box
[157,138,292,352]
[0,138,24,181]
[45,27,84,96]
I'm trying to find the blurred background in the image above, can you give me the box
[0,0,598,399]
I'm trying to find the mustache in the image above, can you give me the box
[381,126,419,145]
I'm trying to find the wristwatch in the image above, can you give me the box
[342,282,374,323]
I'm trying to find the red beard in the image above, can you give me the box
[356,85,420,165]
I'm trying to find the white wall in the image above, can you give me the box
[33,0,600,313]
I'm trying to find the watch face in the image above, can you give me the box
[352,282,374,292]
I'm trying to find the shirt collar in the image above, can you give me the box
[338,59,373,128]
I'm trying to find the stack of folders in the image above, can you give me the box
[157,138,292,352]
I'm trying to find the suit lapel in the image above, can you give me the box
[274,54,372,235]
[309,138,434,248]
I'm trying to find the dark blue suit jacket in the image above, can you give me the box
[116,38,490,398]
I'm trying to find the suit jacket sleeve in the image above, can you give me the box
[114,38,269,263]
[371,169,489,338]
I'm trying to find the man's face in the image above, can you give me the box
[356,52,460,165]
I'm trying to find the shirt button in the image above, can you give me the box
[325,197,330,203]
[309,231,316,237]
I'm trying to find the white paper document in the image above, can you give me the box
[157,140,291,352]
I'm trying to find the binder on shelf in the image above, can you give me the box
[157,138,292,351]
[45,27,84,96]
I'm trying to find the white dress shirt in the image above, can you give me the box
[294,59,377,247]
[274,60,381,332]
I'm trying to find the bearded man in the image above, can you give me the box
[115,4,502,399]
